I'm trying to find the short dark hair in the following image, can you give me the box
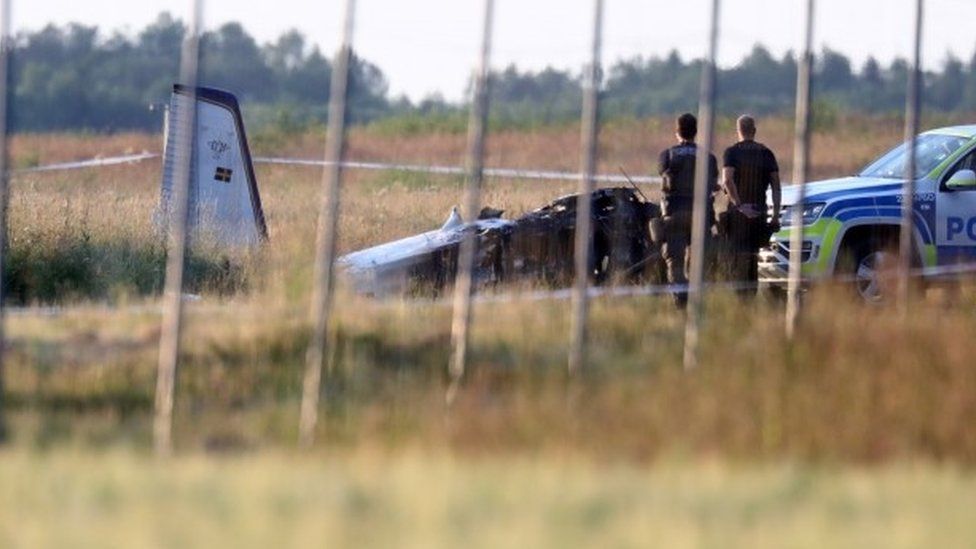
[737,115,756,137]
[676,113,697,140]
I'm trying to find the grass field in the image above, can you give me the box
[4,113,954,302]
[3,115,976,546]
[3,451,976,549]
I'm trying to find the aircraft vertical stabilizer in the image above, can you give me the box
[158,85,267,246]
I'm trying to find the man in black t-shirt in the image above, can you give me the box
[658,113,718,307]
[720,115,781,295]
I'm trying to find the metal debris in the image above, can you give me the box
[340,187,663,297]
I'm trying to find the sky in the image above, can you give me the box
[12,0,976,101]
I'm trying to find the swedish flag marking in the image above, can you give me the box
[214,166,233,183]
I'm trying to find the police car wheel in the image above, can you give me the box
[854,251,892,303]
[841,239,899,304]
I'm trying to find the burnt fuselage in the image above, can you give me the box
[340,187,662,297]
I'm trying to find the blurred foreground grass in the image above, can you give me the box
[2,449,975,549]
[6,287,976,463]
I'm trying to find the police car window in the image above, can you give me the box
[941,148,976,186]
[859,134,968,179]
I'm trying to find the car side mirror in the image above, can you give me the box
[946,169,976,191]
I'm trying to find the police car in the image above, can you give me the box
[759,125,976,302]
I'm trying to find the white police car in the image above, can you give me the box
[759,125,976,302]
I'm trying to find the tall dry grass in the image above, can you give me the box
[258,114,911,182]
[4,119,976,464]
[5,113,942,304]
[6,286,976,463]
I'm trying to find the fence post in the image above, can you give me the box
[299,0,357,448]
[785,0,815,339]
[153,0,202,457]
[897,0,923,312]
[0,0,11,445]
[446,0,495,405]
[568,0,604,376]
[682,0,720,371]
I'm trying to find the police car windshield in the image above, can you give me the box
[858,134,968,179]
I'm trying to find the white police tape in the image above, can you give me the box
[15,152,161,174]
[253,156,664,185]
[13,151,664,185]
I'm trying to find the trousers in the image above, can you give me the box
[724,209,766,297]
[662,220,691,307]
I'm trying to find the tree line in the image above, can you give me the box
[9,13,389,131]
[8,13,976,132]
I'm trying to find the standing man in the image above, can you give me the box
[721,115,781,296]
[658,113,718,308]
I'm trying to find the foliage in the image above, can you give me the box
[8,14,391,132]
[8,16,976,132]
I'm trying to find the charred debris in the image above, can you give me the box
[339,188,667,297]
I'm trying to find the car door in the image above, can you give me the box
[935,145,976,264]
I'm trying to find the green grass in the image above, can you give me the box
[3,236,253,304]
[361,168,465,193]
[365,111,470,136]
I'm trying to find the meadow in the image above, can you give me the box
[2,113,926,302]
[3,114,976,547]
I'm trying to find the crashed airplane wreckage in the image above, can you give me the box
[157,85,666,297]
[340,188,666,297]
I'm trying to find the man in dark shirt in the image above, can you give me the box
[658,113,718,307]
[721,115,781,295]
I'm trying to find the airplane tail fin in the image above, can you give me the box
[158,85,268,246]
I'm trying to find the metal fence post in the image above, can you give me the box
[682,0,720,371]
[568,0,604,376]
[898,0,923,312]
[0,0,11,445]
[153,0,202,457]
[299,0,357,448]
[785,0,815,339]
[446,0,495,405]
